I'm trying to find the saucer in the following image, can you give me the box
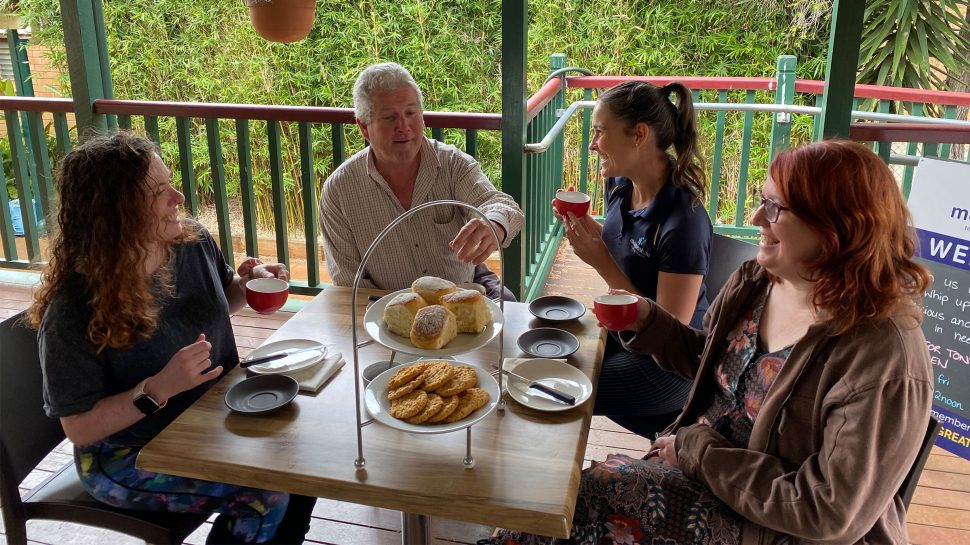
[225,374,299,415]
[243,339,327,375]
[529,296,586,322]
[516,328,580,358]
[505,358,593,412]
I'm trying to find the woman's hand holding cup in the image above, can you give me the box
[553,187,591,230]
[238,257,290,314]
[593,289,653,332]
[238,257,289,282]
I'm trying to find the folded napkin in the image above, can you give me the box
[284,352,345,393]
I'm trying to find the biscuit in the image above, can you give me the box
[426,394,461,423]
[405,393,445,424]
[387,362,429,389]
[444,387,490,423]
[421,360,456,391]
[389,390,428,419]
[387,373,426,400]
[435,365,478,396]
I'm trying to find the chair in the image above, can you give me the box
[897,415,941,509]
[704,233,759,301]
[0,311,208,545]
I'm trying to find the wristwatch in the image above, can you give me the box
[132,379,167,416]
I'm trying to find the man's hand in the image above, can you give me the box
[450,218,505,264]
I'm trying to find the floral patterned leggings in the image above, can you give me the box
[486,454,744,545]
[76,442,289,543]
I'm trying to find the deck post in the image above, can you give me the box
[817,0,865,139]
[769,55,796,162]
[501,0,528,299]
[58,0,111,139]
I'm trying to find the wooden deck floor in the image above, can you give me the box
[2,239,969,544]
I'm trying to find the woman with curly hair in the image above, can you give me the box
[27,132,314,544]
[489,140,933,544]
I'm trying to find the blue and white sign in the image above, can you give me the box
[909,157,970,460]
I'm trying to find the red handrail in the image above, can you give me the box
[567,75,970,108]
[0,96,74,113]
[94,99,502,130]
[567,76,774,92]
[850,123,970,144]
[795,80,970,107]
[526,78,563,123]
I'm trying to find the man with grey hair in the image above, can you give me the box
[319,62,523,299]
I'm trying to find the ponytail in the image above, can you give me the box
[661,82,706,205]
[599,80,707,206]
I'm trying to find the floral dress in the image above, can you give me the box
[485,288,792,545]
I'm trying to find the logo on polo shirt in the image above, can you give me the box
[630,236,650,258]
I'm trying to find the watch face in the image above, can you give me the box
[133,393,161,415]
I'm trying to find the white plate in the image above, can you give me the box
[243,339,328,375]
[363,288,504,358]
[363,361,499,434]
[505,358,593,412]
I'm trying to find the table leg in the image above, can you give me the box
[402,512,431,545]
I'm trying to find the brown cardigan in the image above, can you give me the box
[622,261,933,545]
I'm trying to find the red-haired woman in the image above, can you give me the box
[487,140,933,544]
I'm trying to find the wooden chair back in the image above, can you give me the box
[0,311,207,545]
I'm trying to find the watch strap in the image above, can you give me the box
[132,379,167,415]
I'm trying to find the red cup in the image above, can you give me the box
[246,278,289,314]
[593,294,638,330]
[553,191,591,217]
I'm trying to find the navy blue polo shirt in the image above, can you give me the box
[601,176,712,328]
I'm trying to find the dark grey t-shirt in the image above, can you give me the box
[39,225,239,447]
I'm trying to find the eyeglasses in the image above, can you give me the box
[759,192,790,223]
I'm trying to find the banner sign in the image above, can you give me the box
[908,157,970,459]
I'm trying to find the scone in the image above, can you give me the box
[441,289,491,333]
[411,276,457,305]
[409,305,458,349]
[383,292,428,337]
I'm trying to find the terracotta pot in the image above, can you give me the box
[246,0,316,43]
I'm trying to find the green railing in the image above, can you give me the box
[4,53,970,302]
[0,97,503,294]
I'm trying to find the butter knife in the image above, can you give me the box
[241,346,326,368]
[503,369,576,405]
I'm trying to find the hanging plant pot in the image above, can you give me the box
[246,0,316,43]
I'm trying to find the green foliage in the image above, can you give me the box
[859,1,970,100]
[15,0,831,229]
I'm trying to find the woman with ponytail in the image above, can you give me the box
[556,80,712,439]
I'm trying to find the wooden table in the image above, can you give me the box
[138,286,606,542]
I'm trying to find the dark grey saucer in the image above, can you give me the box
[225,374,299,415]
[529,296,586,322]
[517,327,580,358]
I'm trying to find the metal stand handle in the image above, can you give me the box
[350,200,506,469]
